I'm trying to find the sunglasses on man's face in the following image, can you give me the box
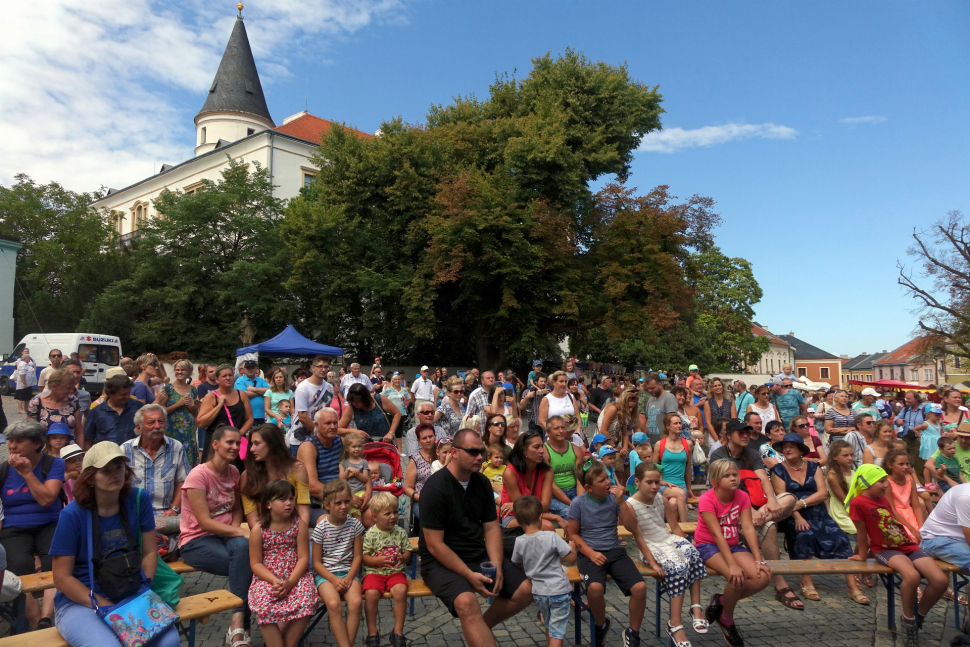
[454,446,485,457]
[50,354,62,359]
[419,410,434,415]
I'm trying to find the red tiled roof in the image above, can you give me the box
[751,324,789,347]
[874,338,923,365]
[273,112,372,144]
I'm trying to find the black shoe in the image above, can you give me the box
[366,634,381,647]
[719,621,745,647]
[705,594,723,625]
[621,627,640,647]
[390,633,406,647]
[594,619,611,647]
[35,617,53,631]
[901,618,918,647]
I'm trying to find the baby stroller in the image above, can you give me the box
[362,441,404,496]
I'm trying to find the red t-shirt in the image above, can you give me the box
[848,494,918,554]
[499,464,547,518]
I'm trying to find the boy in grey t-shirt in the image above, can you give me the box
[510,496,576,647]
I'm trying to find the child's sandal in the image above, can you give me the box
[689,604,709,633]
[225,628,251,647]
[665,622,692,647]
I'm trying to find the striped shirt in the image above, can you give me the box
[122,435,190,512]
[311,516,364,573]
[310,434,343,483]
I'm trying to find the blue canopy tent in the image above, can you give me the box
[236,325,343,357]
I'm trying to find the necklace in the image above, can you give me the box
[786,459,806,471]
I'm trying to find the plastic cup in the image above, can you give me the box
[480,561,497,582]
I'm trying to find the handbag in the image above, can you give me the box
[737,469,768,507]
[90,501,143,600]
[87,503,179,647]
[692,439,708,465]
[135,490,184,608]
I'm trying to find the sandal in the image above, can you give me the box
[689,604,709,633]
[800,585,821,601]
[774,587,804,610]
[225,628,251,647]
[847,590,870,605]
[943,588,969,605]
[666,622,692,647]
[862,574,875,588]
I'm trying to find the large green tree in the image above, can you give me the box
[0,175,127,341]
[283,48,664,367]
[81,159,288,360]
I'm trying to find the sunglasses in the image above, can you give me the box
[454,446,484,457]
[451,389,463,394]
[735,430,752,437]
[49,354,62,358]
[419,410,434,415]
[794,423,808,429]
[489,421,507,427]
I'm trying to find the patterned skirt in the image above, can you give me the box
[644,536,707,598]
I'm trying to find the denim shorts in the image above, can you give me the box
[695,542,748,562]
[534,592,572,640]
[314,569,349,589]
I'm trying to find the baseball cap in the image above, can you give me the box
[420,365,429,371]
[61,444,84,461]
[598,445,618,458]
[243,360,258,369]
[591,433,608,446]
[688,364,699,371]
[533,360,543,366]
[82,441,129,471]
[923,403,943,415]
[105,366,127,379]
[47,422,72,436]
[414,373,420,379]
[725,419,753,434]
[632,431,648,445]
[860,387,880,398]
[658,373,667,380]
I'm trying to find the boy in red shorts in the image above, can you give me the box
[362,492,412,647]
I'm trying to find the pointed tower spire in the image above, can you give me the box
[194,8,274,155]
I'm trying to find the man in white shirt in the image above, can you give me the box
[410,365,436,402]
[290,356,334,449]
[919,482,970,576]
[339,362,373,397]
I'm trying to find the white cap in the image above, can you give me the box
[420,365,429,371]
[861,387,880,397]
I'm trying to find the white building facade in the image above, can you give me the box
[91,10,367,236]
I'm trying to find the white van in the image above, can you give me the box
[0,333,123,396]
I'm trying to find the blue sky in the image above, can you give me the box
[2,1,968,357]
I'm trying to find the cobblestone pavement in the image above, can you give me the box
[1,395,961,646]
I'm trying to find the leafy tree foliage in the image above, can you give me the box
[81,159,288,360]
[0,175,127,341]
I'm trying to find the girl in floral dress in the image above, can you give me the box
[248,479,317,647]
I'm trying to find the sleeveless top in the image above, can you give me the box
[310,433,343,483]
[828,469,855,534]
[545,440,577,490]
[749,402,776,425]
[499,464,547,518]
[210,390,246,431]
[545,392,575,419]
[411,452,434,494]
[352,394,391,440]
[888,476,920,533]
[709,396,732,420]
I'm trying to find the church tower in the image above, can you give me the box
[194,4,274,156]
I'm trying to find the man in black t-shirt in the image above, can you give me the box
[587,375,613,426]
[418,429,531,644]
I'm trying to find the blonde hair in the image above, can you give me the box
[46,367,75,389]
[446,376,464,389]
[635,444,653,460]
[340,432,365,461]
[707,458,738,486]
[548,370,567,385]
[612,388,638,432]
[368,491,398,516]
[174,359,193,374]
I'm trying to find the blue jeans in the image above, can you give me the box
[55,600,180,647]
[534,592,571,640]
[921,536,970,574]
[181,535,252,618]
[549,487,576,519]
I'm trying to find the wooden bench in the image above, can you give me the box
[0,589,241,647]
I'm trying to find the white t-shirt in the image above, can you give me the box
[546,392,575,419]
[289,379,334,446]
[920,483,970,542]
[340,373,373,397]
[410,377,435,401]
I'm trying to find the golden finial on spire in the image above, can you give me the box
[237,2,244,16]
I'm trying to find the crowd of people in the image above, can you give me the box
[1,352,969,647]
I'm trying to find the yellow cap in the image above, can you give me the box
[82,441,129,471]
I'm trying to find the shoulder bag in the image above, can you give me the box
[135,490,183,607]
[86,498,179,647]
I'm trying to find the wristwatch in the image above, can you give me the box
[170,506,180,513]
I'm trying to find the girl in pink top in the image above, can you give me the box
[693,459,771,647]
[884,449,923,541]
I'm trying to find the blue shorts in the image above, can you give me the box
[695,542,748,562]
[922,536,970,574]
[314,570,350,589]
[534,592,571,640]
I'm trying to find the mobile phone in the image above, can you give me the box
[505,387,514,397]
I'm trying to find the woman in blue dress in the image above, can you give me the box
[770,433,868,605]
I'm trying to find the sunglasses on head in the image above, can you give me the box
[454,445,485,457]
[582,458,596,472]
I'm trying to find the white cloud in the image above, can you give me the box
[638,123,798,154]
[0,0,403,192]
[839,115,887,125]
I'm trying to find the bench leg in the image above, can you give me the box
[15,594,25,635]
[880,573,898,631]
[299,604,330,647]
[572,583,582,645]
[954,571,969,630]
[409,555,418,617]
[188,619,197,647]
[654,580,662,639]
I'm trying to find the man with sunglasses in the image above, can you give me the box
[844,413,875,468]
[418,429,532,646]
[37,349,64,391]
[709,419,802,609]
[404,400,449,456]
